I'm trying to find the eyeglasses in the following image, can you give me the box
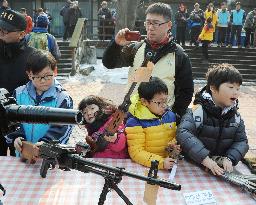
[144,21,169,29]
[150,100,168,107]
[31,74,54,81]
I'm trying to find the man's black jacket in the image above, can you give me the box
[0,38,35,94]
[102,39,194,118]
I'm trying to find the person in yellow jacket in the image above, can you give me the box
[198,17,214,62]
[204,3,217,32]
[125,77,179,170]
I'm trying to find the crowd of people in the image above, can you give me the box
[175,2,256,48]
[0,2,254,201]
[174,2,256,61]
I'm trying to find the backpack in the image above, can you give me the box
[27,32,49,51]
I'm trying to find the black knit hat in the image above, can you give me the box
[0,9,26,31]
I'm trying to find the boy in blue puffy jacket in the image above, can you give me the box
[6,50,73,157]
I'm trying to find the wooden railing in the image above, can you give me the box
[69,18,87,76]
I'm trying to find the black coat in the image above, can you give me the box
[102,39,194,117]
[60,4,71,24]
[175,10,189,27]
[177,87,249,166]
[0,39,35,95]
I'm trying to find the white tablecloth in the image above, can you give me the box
[0,156,255,205]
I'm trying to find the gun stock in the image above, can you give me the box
[105,61,154,135]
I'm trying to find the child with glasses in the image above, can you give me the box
[6,50,73,158]
[103,2,194,120]
[125,77,180,170]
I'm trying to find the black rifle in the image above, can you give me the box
[212,156,256,199]
[91,51,154,152]
[38,141,181,205]
[0,88,83,136]
[221,172,256,199]
[0,183,5,196]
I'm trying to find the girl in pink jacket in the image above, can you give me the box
[78,95,128,159]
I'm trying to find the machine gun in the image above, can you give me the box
[212,156,256,199]
[0,183,5,197]
[221,172,256,199]
[37,141,181,205]
[0,88,83,136]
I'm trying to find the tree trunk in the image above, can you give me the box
[116,0,140,33]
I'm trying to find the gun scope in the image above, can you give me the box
[6,105,83,125]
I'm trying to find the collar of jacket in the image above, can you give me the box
[0,38,26,59]
[144,37,176,63]
[128,93,170,120]
[25,79,63,102]
[32,27,48,33]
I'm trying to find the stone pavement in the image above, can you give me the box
[62,80,256,157]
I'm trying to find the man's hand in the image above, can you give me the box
[223,157,233,173]
[104,133,118,143]
[14,137,24,152]
[164,157,176,170]
[202,156,224,176]
[115,28,131,46]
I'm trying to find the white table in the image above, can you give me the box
[0,156,255,205]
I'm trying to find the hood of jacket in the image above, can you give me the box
[194,86,238,119]
[128,93,170,120]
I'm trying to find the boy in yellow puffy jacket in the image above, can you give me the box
[198,17,214,62]
[125,77,179,170]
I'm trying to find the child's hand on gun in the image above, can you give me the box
[104,133,118,143]
[222,157,233,173]
[202,156,224,176]
[14,137,24,152]
[164,157,176,170]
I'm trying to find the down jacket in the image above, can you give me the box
[177,87,249,166]
[125,94,177,169]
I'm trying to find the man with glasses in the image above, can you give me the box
[0,9,35,156]
[103,2,193,120]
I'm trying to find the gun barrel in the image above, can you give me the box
[6,105,83,125]
[66,154,181,190]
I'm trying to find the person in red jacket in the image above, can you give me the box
[78,95,129,159]
[20,8,33,34]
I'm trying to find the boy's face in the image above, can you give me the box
[221,4,227,10]
[211,82,240,108]
[142,92,168,116]
[82,104,100,123]
[145,13,172,43]
[28,66,55,95]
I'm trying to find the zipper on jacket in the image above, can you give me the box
[214,118,224,154]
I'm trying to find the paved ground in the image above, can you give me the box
[62,80,256,157]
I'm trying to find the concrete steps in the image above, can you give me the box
[56,39,256,83]
[185,46,256,83]
[57,41,73,77]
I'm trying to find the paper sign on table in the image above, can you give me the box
[183,190,217,205]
